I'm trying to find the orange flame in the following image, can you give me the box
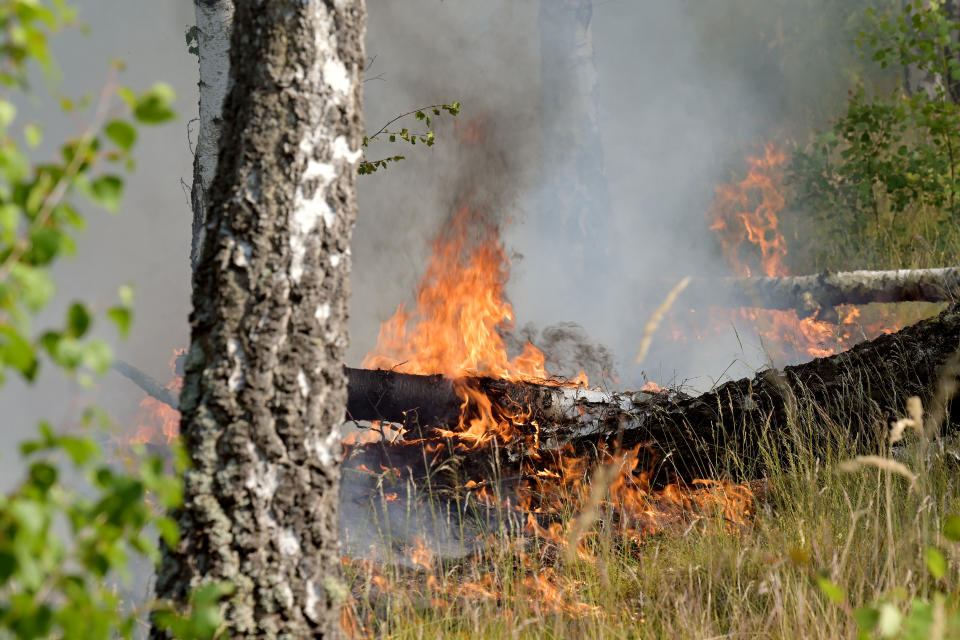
[363,205,562,446]
[364,205,548,382]
[709,144,788,279]
[129,349,183,446]
[706,144,907,360]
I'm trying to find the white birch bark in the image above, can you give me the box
[190,0,234,272]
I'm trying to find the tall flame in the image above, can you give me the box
[709,144,788,278]
[363,205,548,382]
[706,143,907,360]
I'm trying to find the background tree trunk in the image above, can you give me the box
[153,1,366,637]
[537,0,619,308]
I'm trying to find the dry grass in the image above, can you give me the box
[342,385,960,639]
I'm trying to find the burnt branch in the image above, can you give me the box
[112,359,179,408]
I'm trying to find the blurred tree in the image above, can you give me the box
[789,0,960,269]
[537,0,617,278]
[0,1,211,638]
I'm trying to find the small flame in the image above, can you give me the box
[408,536,434,570]
[128,349,184,446]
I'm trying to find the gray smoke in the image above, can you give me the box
[0,0,892,491]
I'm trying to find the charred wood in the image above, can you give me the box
[344,367,462,430]
[116,306,960,484]
[348,305,960,485]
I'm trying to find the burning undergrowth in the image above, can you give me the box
[339,203,759,632]
[130,145,938,630]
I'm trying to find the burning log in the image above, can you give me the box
[115,305,960,483]
[689,267,960,315]
[348,304,960,484]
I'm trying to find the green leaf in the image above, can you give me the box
[11,263,55,311]
[28,461,57,492]
[66,302,91,338]
[925,546,947,578]
[117,284,134,308]
[853,606,880,631]
[0,100,17,127]
[106,306,132,338]
[10,499,46,535]
[80,339,112,375]
[23,124,42,148]
[57,435,99,466]
[0,325,38,380]
[50,335,83,369]
[815,576,846,604]
[104,119,136,151]
[0,203,18,243]
[133,83,177,124]
[27,227,71,264]
[116,86,137,110]
[89,175,124,212]
[943,514,960,541]
[156,516,180,549]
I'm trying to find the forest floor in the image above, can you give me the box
[341,393,960,639]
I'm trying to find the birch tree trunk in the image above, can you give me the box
[190,0,234,272]
[153,1,366,637]
[904,0,960,102]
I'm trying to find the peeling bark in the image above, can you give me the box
[153,1,366,637]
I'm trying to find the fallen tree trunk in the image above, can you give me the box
[688,267,960,314]
[346,305,960,484]
[116,305,960,482]
[113,361,463,427]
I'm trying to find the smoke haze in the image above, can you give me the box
[1,0,891,488]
